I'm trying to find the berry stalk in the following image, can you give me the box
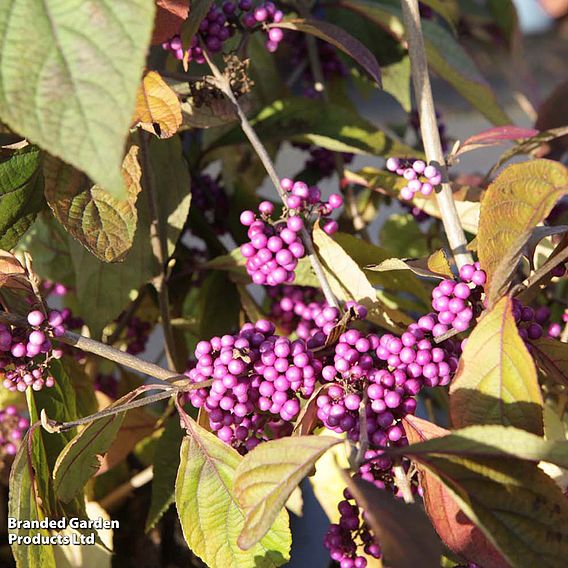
[400,0,472,269]
[201,49,340,309]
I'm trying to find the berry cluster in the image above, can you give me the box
[123,317,152,356]
[430,263,486,335]
[42,280,69,297]
[267,285,367,347]
[325,489,379,568]
[240,203,306,286]
[512,302,551,343]
[191,173,229,235]
[95,373,119,399]
[241,1,285,52]
[294,144,354,180]
[0,405,29,458]
[0,310,65,392]
[281,177,343,235]
[386,158,442,201]
[162,1,285,64]
[186,320,320,452]
[410,110,449,152]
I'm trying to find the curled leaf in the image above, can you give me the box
[134,71,182,138]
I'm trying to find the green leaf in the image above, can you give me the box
[382,56,411,112]
[404,416,568,568]
[337,0,510,125]
[380,213,430,258]
[53,408,128,503]
[26,360,80,514]
[313,223,410,332]
[0,0,155,199]
[175,419,291,568]
[208,98,416,156]
[198,270,241,339]
[8,433,57,568]
[271,19,382,86]
[0,145,46,249]
[412,453,568,568]
[477,159,568,304]
[334,232,431,305]
[392,424,568,468]
[69,136,190,336]
[20,211,76,287]
[44,145,142,262]
[449,297,543,435]
[234,436,341,549]
[146,416,184,531]
[345,475,442,568]
[62,356,98,418]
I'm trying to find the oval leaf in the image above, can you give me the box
[0,145,45,249]
[477,159,568,303]
[336,0,510,125]
[449,296,543,435]
[313,223,409,332]
[0,0,156,199]
[234,435,341,549]
[456,126,539,156]
[345,474,442,568]
[393,424,568,469]
[176,419,291,567]
[133,71,182,138]
[271,19,381,86]
[146,416,184,531]
[44,145,142,262]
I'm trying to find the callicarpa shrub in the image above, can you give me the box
[0,0,568,567]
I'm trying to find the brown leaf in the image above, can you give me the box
[151,0,189,44]
[0,250,32,292]
[134,71,182,138]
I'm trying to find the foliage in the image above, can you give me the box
[0,1,567,567]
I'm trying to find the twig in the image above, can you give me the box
[139,132,179,372]
[393,461,415,504]
[0,311,186,385]
[202,50,340,308]
[99,466,154,511]
[400,0,472,270]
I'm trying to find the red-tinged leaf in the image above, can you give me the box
[344,473,442,568]
[403,416,514,568]
[531,338,568,387]
[270,19,381,87]
[456,126,539,156]
[449,297,543,435]
[151,0,189,44]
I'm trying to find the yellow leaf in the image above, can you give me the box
[477,159,568,304]
[134,71,182,138]
[449,296,543,435]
